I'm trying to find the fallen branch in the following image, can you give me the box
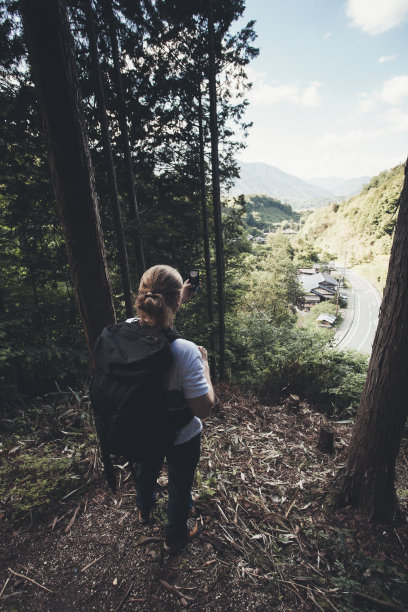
[81,554,105,573]
[285,491,298,518]
[159,579,195,602]
[65,504,81,533]
[0,575,10,597]
[114,582,133,612]
[7,568,53,594]
[50,508,72,530]
[60,477,93,501]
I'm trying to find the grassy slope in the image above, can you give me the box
[225,194,299,231]
[296,165,404,291]
[245,194,299,224]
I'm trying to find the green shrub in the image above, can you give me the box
[226,312,368,417]
[0,445,86,521]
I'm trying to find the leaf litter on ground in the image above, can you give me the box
[1,383,408,610]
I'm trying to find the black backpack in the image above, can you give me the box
[90,319,190,491]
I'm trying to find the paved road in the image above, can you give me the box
[334,269,382,354]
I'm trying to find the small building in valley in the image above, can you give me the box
[303,293,321,310]
[299,273,339,304]
[297,267,319,275]
[317,313,337,328]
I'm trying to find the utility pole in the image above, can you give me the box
[342,251,347,286]
[336,280,340,317]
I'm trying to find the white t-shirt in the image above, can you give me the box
[164,338,209,445]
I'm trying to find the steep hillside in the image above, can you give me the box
[295,164,404,291]
[244,194,299,230]
[224,193,299,233]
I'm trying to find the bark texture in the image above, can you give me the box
[208,0,226,381]
[19,0,115,356]
[197,81,216,372]
[337,158,408,522]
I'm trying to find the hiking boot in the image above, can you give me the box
[138,508,152,525]
[164,519,199,555]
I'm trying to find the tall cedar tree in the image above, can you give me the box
[208,0,225,380]
[104,0,146,277]
[336,157,408,523]
[83,0,133,318]
[18,0,115,356]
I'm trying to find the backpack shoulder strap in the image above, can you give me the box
[162,326,182,343]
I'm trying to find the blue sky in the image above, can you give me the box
[234,0,408,180]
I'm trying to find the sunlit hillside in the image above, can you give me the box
[295,164,404,291]
[225,193,300,233]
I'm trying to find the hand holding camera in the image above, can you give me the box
[188,270,200,290]
[180,270,200,304]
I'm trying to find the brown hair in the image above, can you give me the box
[135,265,183,328]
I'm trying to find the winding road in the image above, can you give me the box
[334,269,382,354]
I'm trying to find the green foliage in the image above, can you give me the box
[0,447,81,521]
[239,234,303,325]
[293,236,320,267]
[301,300,342,333]
[0,284,88,403]
[195,469,218,500]
[0,392,93,522]
[301,525,408,612]
[227,311,368,417]
[227,193,299,232]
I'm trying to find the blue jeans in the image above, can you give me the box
[134,433,201,544]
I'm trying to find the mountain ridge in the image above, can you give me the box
[228,161,370,209]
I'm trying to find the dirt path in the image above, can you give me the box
[1,386,408,611]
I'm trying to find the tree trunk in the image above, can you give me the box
[84,0,133,318]
[336,158,408,523]
[106,0,146,278]
[208,0,226,381]
[197,79,216,371]
[19,0,115,357]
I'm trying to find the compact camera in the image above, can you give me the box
[188,269,200,293]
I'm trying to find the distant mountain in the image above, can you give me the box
[228,162,333,209]
[307,176,371,197]
[227,162,371,209]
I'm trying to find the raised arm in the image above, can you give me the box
[186,346,214,419]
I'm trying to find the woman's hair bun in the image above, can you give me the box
[135,265,183,328]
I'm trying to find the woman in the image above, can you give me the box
[129,265,214,554]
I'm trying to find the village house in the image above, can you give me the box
[303,294,321,309]
[299,273,339,309]
[297,267,319,275]
[317,313,337,328]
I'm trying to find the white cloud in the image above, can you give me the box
[248,71,322,108]
[323,32,332,40]
[320,130,367,147]
[384,107,408,131]
[300,81,323,107]
[378,54,399,64]
[381,74,408,105]
[345,0,408,34]
[356,91,378,112]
